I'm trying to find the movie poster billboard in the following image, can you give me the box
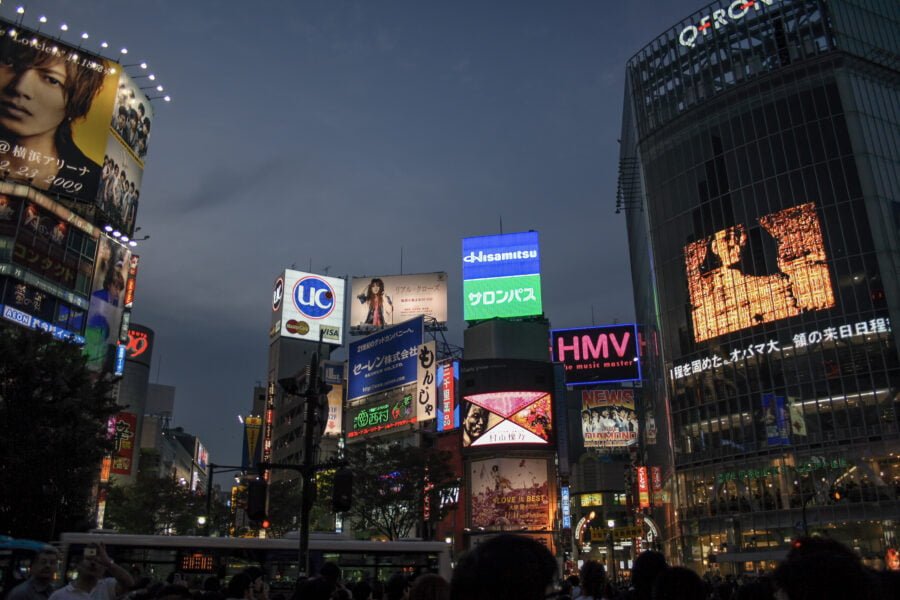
[462,231,543,320]
[469,457,552,531]
[84,236,132,371]
[348,316,423,401]
[462,390,553,448]
[551,324,641,385]
[580,389,638,449]
[436,360,460,432]
[349,272,448,334]
[685,202,835,342]
[108,412,137,476]
[0,20,152,236]
[271,269,346,345]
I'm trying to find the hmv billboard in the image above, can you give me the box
[551,324,641,385]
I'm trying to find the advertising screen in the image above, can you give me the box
[462,390,553,448]
[348,316,423,401]
[0,20,152,236]
[347,391,416,439]
[242,416,263,470]
[349,272,448,334]
[272,269,345,345]
[436,360,460,432]
[13,200,86,291]
[685,202,835,342]
[84,236,132,371]
[462,231,542,320]
[469,457,551,531]
[125,324,153,366]
[580,389,638,449]
[551,324,641,385]
[324,383,344,437]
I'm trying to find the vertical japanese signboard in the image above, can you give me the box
[416,341,436,422]
[436,360,459,432]
[637,466,650,509]
[650,466,663,507]
[108,412,137,476]
[462,231,543,320]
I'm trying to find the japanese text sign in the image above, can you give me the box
[348,316,424,401]
[462,231,543,320]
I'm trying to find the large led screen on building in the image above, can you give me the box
[348,316,424,401]
[84,236,132,371]
[0,20,152,236]
[462,390,553,448]
[580,389,638,449]
[271,269,345,345]
[349,272,448,335]
[347,391,415,439]
[685,202,835,342]
[462,231,542,320]
[551,324,641,385]
[469,457,551,531]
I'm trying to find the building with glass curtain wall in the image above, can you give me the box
[619,0,900,572]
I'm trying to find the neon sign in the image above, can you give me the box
[679,0,781,49]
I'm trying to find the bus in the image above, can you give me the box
[59,533,451,592]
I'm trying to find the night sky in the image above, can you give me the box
[9,1,698,470]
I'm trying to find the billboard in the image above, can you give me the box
[271,269,345,345]
[462,390,553,448]
[349,272,448,334]
[84,236,132,371]
[241,416,263,470]
[462,231,542,320]
[108,411,137,476]
[324,383,344,437]
[685,202,835,342]
[637,466,650,508]
[580,389,638,449]
[0,20,152,236]
[469,457,552,531]
[761,393,790,446]
[436,360,460,432]
[347,391,416,439]
[551,324,641,385]
[416,341,437,422]
[348,316,424,401]
[124,324,153,367]
[13,200,89,291]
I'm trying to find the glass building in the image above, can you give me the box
[619,0,900,572]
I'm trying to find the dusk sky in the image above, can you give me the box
[10,1,698,470]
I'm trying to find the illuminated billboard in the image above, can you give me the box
[84,236,132,371]
[551,324,641,385]
[347,392,416,439]
[271,269,345,345]
[348,316,423,401]
[349,272,448,334]
[580,389,638,449]
[0,20,152,236]
[462,390,553,448]
[462,231,542,320]
[685,202,835,342]
[436,360,460,432]
[108,411,137,476]
[125,324,153,367]
[469,457,552,531]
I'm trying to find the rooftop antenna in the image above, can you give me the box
[591,305,596,326]
[499,215,503,234]
[400,246,404,275]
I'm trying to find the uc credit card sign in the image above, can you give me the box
[272,270,345,345]
[348,316,424,401]
[462,231,543,320]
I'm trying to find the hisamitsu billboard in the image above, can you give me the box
[462,231,543,320]
[348,316,424,401]
[551,324,641,385]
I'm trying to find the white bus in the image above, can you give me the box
[58,532,451,592]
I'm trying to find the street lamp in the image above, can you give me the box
[607,519,616,585]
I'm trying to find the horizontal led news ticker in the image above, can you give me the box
[551,324,641,385]
[463,274,543,320]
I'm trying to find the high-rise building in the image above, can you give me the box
[619,0,899,571]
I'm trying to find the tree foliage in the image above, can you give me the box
[264,470,337,537]
[344,438,455,540]
[0,328,118,541]
[104,463,224,535]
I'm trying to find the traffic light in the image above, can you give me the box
[247,478,270,522]
[332,468,353,513]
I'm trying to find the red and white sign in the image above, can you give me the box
[637,466,650,509]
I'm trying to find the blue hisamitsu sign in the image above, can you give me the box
[462,231,541,281]
[348,316,424,401]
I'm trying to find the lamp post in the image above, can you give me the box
[607,519,616,585]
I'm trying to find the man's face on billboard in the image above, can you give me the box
[465,405,488,437]
[0,58,68,139]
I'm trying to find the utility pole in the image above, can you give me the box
[298,351,323,576]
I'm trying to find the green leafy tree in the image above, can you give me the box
[265,470,337,537]
[104,468,216,534]
[0,328,117,541]
[344,438,454,540]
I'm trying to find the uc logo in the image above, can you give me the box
[293,276,335,319]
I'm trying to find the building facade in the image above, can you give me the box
[620,0,900,571]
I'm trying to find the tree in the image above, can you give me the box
[0,328,118,540]
[104,468,215,534]
[344,437,455,540]
[264,470,337,537]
